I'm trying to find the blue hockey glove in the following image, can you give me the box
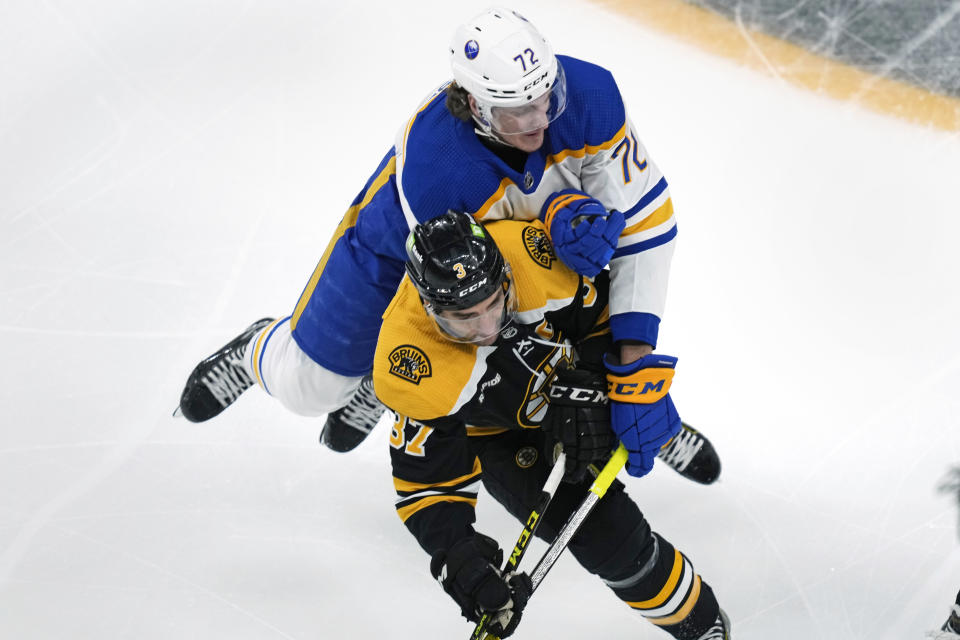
[603,353,682,477]
[540,189,625,277]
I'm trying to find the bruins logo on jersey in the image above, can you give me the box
[388,345,433,384]
[522,226,555,269]
[515,446,538,469]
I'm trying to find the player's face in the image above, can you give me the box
[434,287,510,346]
[469,93,550,153]
[489,92,552,132]
[497,127,546,153]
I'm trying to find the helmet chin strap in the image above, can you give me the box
[473,115,534,154]
[473,122,514,147]
[469,99,521,150]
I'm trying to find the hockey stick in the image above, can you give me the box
[481,444,628,640]
[529,443,627,591]
[469,451,568,640]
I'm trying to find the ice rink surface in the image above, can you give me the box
[2,1,959,638]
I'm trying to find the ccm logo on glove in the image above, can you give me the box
[547,383,607,405]
[606,364,675,403]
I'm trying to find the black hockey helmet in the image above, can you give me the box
[405,211,508,311]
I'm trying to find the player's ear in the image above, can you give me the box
[467,93,481,119]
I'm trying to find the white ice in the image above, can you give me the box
[2,1,959,638]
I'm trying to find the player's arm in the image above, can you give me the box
[542,110,675,352]
[390,413,479,555]
[390,412,530,634]
[579,114,675,351]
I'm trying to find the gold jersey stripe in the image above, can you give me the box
[466,426,511,437]
[543,122,629,172]
[472,122,628,222]
[396,494,478,523]
[251,319,284,389]
[402,88,448,157]
[291,155,397,329]
[622,198,674,235]
[473,177,514,221]
[393,457,482,493]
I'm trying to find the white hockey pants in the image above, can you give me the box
[243,317,362,417]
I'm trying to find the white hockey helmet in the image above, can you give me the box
[449,7,567,135]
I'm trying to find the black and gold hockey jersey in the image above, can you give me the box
[373,218,611,555]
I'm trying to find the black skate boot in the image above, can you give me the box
[695,609,730,639]
[177,318,274,423]
[320,375,386,452]
[657,422,721,485]
[940,603,960,638]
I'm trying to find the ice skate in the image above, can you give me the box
[929,604,960,639]
[695,608,730,639]
[658,422,721,485]
[320,374,386,452]
[177,318,274,422]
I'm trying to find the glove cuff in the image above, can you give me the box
[603,353,677,404]
[431,533,502,582]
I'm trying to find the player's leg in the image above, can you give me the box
[178,317,275,422]
[472,430,728,639]
[178,317,363,423]
[935,589,960,638]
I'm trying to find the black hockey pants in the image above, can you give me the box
[468,429,720,640]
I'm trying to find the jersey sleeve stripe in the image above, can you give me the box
[396,494,478,523]
[392,457,482,493]
[290,154,397,329]
[543,121,628,172]
[621,198,674,237]
[474,123,630,222]
[613,224,677,259]
[395,482,480,505]
[622,176,669,222]
[473,177,514,220]
[465,426,511,436]
[401,86,449,157]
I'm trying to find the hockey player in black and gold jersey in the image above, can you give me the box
[373,212,730,639]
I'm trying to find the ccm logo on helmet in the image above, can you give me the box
[458,277,488,297]
[523,70,549,92]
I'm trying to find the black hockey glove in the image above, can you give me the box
[542,367,616,483]
[430,533,532,638]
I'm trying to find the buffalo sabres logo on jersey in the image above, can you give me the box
[388,345,433,384]
[522,226,555,269]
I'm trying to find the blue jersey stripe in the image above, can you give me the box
[622,177,669,221]
[613,223,677,258]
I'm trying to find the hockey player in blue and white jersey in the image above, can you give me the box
[177,7,694,477]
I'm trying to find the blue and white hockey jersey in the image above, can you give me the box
[290,55,676,377]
